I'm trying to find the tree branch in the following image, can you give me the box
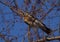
[36,36,60,42]
[40,5,56,21]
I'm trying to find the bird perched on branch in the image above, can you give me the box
[10,6,52,35]
[23,12,52,35]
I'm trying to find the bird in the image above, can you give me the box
[23,12,52,35]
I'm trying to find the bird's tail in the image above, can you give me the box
[38,21,52,35]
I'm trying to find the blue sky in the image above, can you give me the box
[0,0,60,42]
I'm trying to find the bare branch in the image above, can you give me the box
[40,4,56,21]
[13,0,18,8]
[36,36,60,42]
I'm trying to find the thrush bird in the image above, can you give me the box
[23,13,52,35]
